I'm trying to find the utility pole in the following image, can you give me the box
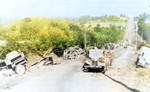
[135,21,138,51]
[84,29,86,49]
[141,33,143,43]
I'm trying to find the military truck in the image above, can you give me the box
[82,47,106,73]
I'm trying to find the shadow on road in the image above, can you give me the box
[103,74,140,92]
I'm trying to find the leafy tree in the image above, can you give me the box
[69,23,84,48]
[23,17,31,22]
[86,24,124,48]
[96,24,100,27]
[2,17,82,58]
[108,15,120,21]
[0,24,7,40]
[137,18,146,35]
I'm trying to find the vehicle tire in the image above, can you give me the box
[83,63,89,72]
[15,65,26,74]
[83,67,89,72]
[71,50,79,60]
[102,64,107,74]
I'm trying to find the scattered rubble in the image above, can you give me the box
[107,43,119,50]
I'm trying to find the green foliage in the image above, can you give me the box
[0,24,7,40]
[137,43,150,50]
[96,24,100,27]
[0,17,84,58]
[136,13,150,41]
[0,16,124,59]
[86,30,97,46]
[78,15,124,25]
[86,24,124,48]
[137,43,146,50]
[69,24,84,48]
[137,68,150,78]
[88,24,92,28]
[0,46,12,59]
[120,14,127,17]
[23,17,31,22]
[137,18,146,35]
[107,15,120,21]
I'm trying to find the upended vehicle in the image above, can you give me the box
[82,48,106,73]
[0,51,27,74]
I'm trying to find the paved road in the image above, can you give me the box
[0,59,141,92]
[124,18,136,45]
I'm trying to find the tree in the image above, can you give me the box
[138,18,146,36]
[4,17,81,57]
[23,17,31,22]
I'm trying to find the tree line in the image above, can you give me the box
[0,16,124,59]
[135,13,150,42]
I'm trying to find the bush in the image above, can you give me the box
[137,43,146,50]
[0,17,84,59]
[136,68,150,79]
[137,43,150,50]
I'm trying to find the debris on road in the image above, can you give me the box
[63,46,86,60]
[31,53,62,68]
[107,43,119,50]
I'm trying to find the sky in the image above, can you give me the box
[0,0,150,22]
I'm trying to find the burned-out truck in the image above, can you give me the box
[0,51,27,74]
[82,47,106,73]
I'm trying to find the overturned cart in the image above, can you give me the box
[0,51,27,74]
[82,48,106,73]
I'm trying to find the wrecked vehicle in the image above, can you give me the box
[82,47,106,73]
[63,46,85,60]
[123,40,128,48]
[135,46,150,68]
[31,52,62,68]
[0,51,27,74]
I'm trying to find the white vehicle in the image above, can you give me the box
[136,46,150,68]
[82,48,106,73]
[0,51,27,74]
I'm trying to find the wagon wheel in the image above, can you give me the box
[64,50,72,59]
[70,50,79,60]
[67,50,73,59]
[15,65,26,74]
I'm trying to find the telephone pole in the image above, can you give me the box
[84,29,86,49]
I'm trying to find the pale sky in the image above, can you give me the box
[0,0,150,21]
